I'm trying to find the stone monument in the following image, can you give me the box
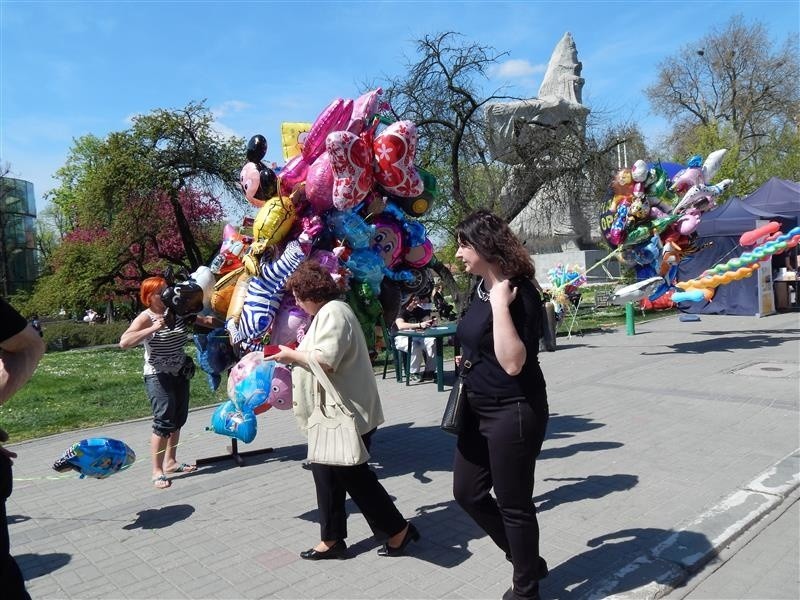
[485,33,600,256]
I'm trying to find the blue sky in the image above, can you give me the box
[2,0,798,213]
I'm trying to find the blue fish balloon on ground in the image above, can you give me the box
[52,438,136,479]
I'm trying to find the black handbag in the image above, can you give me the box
[441,360,471,435]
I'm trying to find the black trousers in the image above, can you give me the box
[310,429,407,541]
[453,393,549,599]
[1,455,31,600]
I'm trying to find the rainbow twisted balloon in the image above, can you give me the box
[673,225,800,302]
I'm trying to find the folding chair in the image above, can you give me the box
[380,325,407,382]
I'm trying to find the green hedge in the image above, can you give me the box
[42,321,131,352]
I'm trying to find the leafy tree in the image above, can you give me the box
[35,204,66,272]
[646,15,799,191]
[33,101,243,313]
[382,33,511,225]
[381,32,630,299]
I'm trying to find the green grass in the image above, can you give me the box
[1,345,224,443]
[4,305,676,443]
[562,305,679,333]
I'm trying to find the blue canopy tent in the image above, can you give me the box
[677,178,800,315]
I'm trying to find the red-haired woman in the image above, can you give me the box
[120,276,200,489]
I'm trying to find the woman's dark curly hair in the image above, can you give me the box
[285,261,341,303]
[455,210,535,279]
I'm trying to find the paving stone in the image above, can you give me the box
[7,312,798,599]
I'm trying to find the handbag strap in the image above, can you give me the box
[306,352,355,417]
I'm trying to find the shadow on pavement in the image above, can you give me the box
[122,504,195,530]
[18,552,71,580]
[640,333,798,355]
[699,328,800,336]
[553,342,590,350]
[539,441,623,460]
[7,514,31,525]
[546,413,606,441]
[535,475,639,513]
[543,527,714,599]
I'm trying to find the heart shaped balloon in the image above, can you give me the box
[373,120,424,198]
[327,130,374,211]
[305,152,334,213]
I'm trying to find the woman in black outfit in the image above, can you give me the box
[452,210,549,600]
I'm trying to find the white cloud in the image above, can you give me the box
[210,121,242,140]
[492,59,547,79]
[211,100,250,119]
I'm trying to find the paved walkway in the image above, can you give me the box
[675,491,799,599]
[7,312,800,599]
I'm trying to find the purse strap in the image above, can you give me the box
[306,352,355,417]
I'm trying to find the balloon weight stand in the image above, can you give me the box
[196,439,274,468]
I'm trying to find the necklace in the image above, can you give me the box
[476,279,490,302]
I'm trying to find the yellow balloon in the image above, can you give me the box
[253,195,296,245]
[281,122,312,161]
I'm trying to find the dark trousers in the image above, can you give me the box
[310,429,407,541]
[144,372,190,437]
[453,393,549,599]
[1,455,31,600]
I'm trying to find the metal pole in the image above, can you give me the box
[625,302,636,335]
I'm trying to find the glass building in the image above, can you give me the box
[1,177,38,295]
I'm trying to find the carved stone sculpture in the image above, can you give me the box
[484,33,595,249]
[485,33,589,165]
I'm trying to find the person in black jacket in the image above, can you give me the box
[1,298,46,600]
[452,210,549,600]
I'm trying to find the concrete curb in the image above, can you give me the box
[580,449,800,600]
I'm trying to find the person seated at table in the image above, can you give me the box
[393,295,436,382]
[431,284,456,320]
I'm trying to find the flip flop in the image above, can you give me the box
[152,474,171,489]
[167,463,197,474]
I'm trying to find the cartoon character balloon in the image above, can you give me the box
[52,438,136,479]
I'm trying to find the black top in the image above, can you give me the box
[0,298,27,343]
[456,277,546,400]
[393,305,430,332]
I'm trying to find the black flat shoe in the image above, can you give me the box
[377,523,420,557]
[502,584,540,600]
[300,540,347,560]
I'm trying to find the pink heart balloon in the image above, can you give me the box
[373,120,424,198]
[305,152,334,213]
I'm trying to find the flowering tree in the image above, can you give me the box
[32,101,243,314]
